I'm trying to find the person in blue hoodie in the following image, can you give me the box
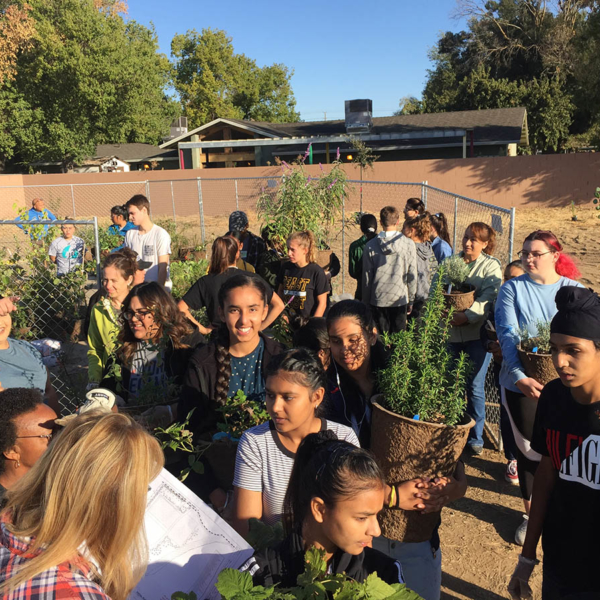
[16,198,57,239]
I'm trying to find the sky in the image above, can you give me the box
[127,0,468,122]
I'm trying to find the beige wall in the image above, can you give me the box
[1,153,598,219]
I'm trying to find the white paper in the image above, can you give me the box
[130,469,253,600]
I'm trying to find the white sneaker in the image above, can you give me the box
[515,514,529,546]
[505,459,520,486]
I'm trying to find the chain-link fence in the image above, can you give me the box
[0,218,101,414]
[0,177,514,448]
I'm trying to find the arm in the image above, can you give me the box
[157,255,169,287]
[45,368,61,415]
[313,293,328,318]
[277,283,284,300]
[261,292,284,330]
[464,260,502,324]
[405,240,418,304]
[361,247,373,304]
[232,487,263,538]
[177,299,212,336]
[348,243,359,280]
[86,308,105,384]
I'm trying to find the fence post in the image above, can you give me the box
[234,179,239,210]
[453,196,458,250]
[93,216,101,289]
[508,207,516,262]
[423,180,428,209]
[196,177,205,243]
[145,181,150,201]
[341,194,346,294]
[70,184,76,217]
[170,181,176,222]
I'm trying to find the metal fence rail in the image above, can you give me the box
[0,177,513,448]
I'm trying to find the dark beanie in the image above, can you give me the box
[551,286,600,341]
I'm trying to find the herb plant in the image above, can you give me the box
[519,320,552,354]
[377,267,471,425]
[440,255,470,291]
[170,258,209,300]
[216,390,270,439]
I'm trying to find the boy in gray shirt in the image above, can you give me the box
[48,222,85,276]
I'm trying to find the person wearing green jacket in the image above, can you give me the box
[348,214,377,300]
[87,251,136,388]
[447,223,502,455]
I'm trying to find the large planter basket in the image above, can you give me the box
[370,398,474,543]
[442,284,476,312]
[517,347,556,387]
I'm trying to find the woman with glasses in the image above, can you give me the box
[403,197,425,220]
[495,230,582,546]
[100,282,202,406]
[0,388,56,503]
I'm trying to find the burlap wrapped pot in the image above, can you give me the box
[517,347,556,387]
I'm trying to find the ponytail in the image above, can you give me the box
[524,230,581,280]
[288,231,316,264]
[110,204,128,219]
[430,212,451,245]
[214,325,232,406]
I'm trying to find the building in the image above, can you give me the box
[160,104,529,169]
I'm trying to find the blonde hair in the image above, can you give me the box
[0,411,164,600]
[287,231,317,263]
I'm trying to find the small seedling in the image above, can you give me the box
[571,200,578,221]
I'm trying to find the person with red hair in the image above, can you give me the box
[495,230,582,546]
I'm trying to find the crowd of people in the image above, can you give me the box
[0,193,598,600]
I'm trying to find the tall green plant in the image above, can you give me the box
[377,266,470,425]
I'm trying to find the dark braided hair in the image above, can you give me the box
[213,273,269,405]
[283,430,385,535]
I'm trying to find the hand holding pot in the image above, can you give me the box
[516,377,544,400]
[450,311,469,327]
[396,479,449,513]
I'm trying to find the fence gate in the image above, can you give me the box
[0,218,101,414]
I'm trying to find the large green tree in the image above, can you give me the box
[0,0,178,171]
[171,28,300,127]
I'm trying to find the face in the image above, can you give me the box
[32,198,45,211]
[287,240,309,264]
[219,286,268,345]
[12,403,57,470]
[102,265,133,299]
[313,485,385,555]
[328,317,375,373]
[110,212,121,225]
[462,227,488,260]
[505,265,525,282]
[125,296,158,340]
[61,224,75,239]
[318,349,331,371]
[0,313,12,344]
[520,240,558,276]
[127,205,147,227]
[550,333,600,389]
[404,205,418,219]
[266,372,324,433]
[402,224,414,239]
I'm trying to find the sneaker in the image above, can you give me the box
[468,444,484,456]
[515,514,529,546]
[505,460,520,486]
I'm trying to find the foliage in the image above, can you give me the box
[377,268,471,425]
[519,320,552,354]
[154,219,201,259]
[171,28,300,127]
[257,151,349,247]
[246,519,285,552]
[594,187,600,219]
[216,390,270,439]
[0,1,35,85]
[270,315,293,347]
[0,0,177,170]
[213,547,423,600]
[440,255,470,290]
[350,138,380,171]
[80,227,122,255]
[170,258,209,300]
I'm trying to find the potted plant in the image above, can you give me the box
[440,254,476,311]
[517,320,556,386]
[370,269,473,542]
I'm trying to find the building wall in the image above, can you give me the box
[0,153,598,219]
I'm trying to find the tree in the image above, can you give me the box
[0,1,35,84]
[0,0,177,171]
[171,28,300,127]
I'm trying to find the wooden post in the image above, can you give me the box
[223,127,234,168]
[325,142,330,164]
[191,134,203,169]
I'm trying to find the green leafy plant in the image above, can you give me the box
[594,187,600,219]
[170,258,209,300]
[80,227,122,255]
[155,219,200,259]
[440,255,470,292]
[246,519,285,551]
[216,390,270,439]
[270,315,293,347]
[377,267,471,425]
[518,320,552,354]
[350,138,380,213]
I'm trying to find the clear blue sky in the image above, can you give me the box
[127,0,467,122]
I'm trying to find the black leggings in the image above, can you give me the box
[504,388,540,500]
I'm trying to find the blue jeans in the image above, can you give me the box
[449,340,491,448]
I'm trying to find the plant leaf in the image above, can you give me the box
[216,569,254,599]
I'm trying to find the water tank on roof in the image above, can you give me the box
[345,99,372,134]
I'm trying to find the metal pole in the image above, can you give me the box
[70,184,76,217]
[170,181,176,222]
[508,207,516,262]
[453,197,458,251]
[341,194,346,294]
[421,181,425,205]
[196,177,205,243]
[93,216,101,289]
[423,180,428,209]
[145,181,150,200]
[235,179,239,210]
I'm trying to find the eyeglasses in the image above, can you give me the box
[17,433,53,442]
[123,309,153,321]
[517,251,553,260]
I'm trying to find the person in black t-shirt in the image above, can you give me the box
[178,236,283,334]
[276,231,329,319]
[509,286,600,600]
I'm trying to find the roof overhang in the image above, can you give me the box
[177,128,469,150]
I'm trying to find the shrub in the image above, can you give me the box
[440,254,470,291]
[519,320,552,354]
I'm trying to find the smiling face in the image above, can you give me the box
[520,240,559,278]
[219,285,268,346]
[287,240,309,265]
[265,372,324,434]
[102,265,133,300]
[126,296,158,341]
[312,484,385,555]
[551,333,600,389]
[328,316,376,373]
[462,226,488,261]
[0,313,12,346]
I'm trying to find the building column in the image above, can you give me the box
[191,134,203,169]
